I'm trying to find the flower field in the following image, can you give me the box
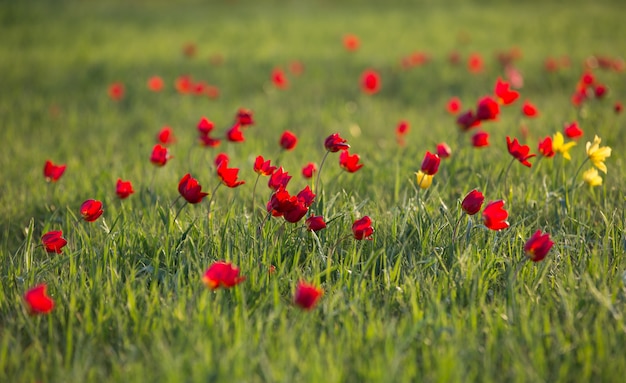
[1,0,626,381]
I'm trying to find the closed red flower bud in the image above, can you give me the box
[339,150,364,173]
[214,153,229,168]
[202,262,245,290]
[178,174,209,204]
[150,144,171,167]
[294,281,323,310]
[476,96,500,121]
[563,121,583,139]
[305,216,327,232]
[24,284,54,315]
[43,160,66,182]
[302,162,317,178]
[471,131,489,147]
[236,108,254,127]
[482,200,509,231]
[80,199,103,222]
[41,231,67,254]
[116,178,134,199]
[352,216,374,240]
[197,117,215,135]
[436,143,452,158]
[156,126,176,145]
[279,130,298,150]
[524,230,554,262]
[521,100,539,117]
[461,190,484,215]
[420,151,440,175]
[324,133,350,152]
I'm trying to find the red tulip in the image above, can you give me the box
[343,34,360,51]
[436,143,452,158]
[361,69,381,95]
[494,77,519,105]
[116,178,134,199]
[482,200,509,231]
[43,160,66,182]
[563,122,583,139]
[339,150,363,173]
[202,261,245,290]
[296,186,316,207]
[396,120,410,136]
[524,230,554,262]
[521,101,539,117]
[305,216,327,232]
[41,231,67,254]
[614,101,623,114]
[279,130,298,151]
[467,53,483,73]
[420,151,440,175]
[594,84,607,99]
[214,153,229,168]
[226,123,245,142]
[156,126,176,145]
[302,162,317,178]
[197,117,215,135]
[456,110,481,131]
[24,284,54,315]
[108,82,124,101]
[446,97,462,115]
[150,144,171,167]
[147,76,164,92]
[254,156,276,176]
[324,133,350,152]
[271,67,288,89]
[537,136,555,158]
[471,131,489,147]
[199,135,221,147]
[506,136,536,167]
[294,281,323,310]
[268,167,292,190]
[352,216,374,240]
[175,75,192,94]
[475,96,499,121]
[80,199,103,222]
[236,108,254,127]
[461,190,484,215]
[217,163,245,188]
[178,174,209,204]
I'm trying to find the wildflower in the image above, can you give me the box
[178,174,209,204]
[236,108,254,127]
[482,200,509,230]
[563,122,583,139]
[24,284,54,315]
[494,78,519,105]
[254,156,276,176]
[294,281,323,310]
[147,76,164,92]
[302,162,317,178]
[468,53,483,73]
[506,136,536,167]
[456,110,480,131]
[343,34,360,51]
[586,135,611,173]
[41,231,67,254]
[361,69,381,95]
[521,101,539,117]
[537,136,555,158]
[594,84,607,98]
[614,102,623,114]
[524,230,554,262]
[226,123,245,142]
[43,160,66,182]
[582,168,603,186]
[156,126,176,145]
[150,144,171,167]
[80,199,104,222]
[214,153,229,168]
[552,132,576,160]
[202,262,245,290]
[271,67,288,89]
[447,97,462,114]
[279,130,298,151]
[471,131,489,147]
[396,120,409,145]
[108,82,124,101]
[436,143,452,158]
[268,167,291,190]
[217,163,245,188]
[199,135,221,147]
[420,151,440,176]
[475,96,499,121]
[415,170,433,189]
[352,216,374,240]
[115,179,134,199]
[175,75,192,94]
[339,150,364,173]
[324,133,350,152]
[197,117,215,135]
[461,190,484,215]
[305,216,326,232]
[289,61,304,76]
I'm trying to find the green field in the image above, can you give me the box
[2,0,626,382]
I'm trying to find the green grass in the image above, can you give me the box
[1,0,626,382]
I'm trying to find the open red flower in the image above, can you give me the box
[271,67,288,89]
[202,261,245,290]
[475,96,500,121]
[361,69,381,95]
[482,200,509,231]
[254,155,276,176]
[44,160,66,182]
[268,167,292,190]
[447,97,462,115]
[108,82,124,101]
[294,281,323,310]
[461,190,484,215]
[116,178,134,199]
[436,143,452,158]
[494,77,519,105]
[521,101,539,117]
[279,130,298,151]
[178,174,209,203]
[537,136,555,158]
[217,163,245,188]
[302,162,317,178]
[563,121,583,139]
[41,231,67,254]
[339,150,364,173]
[352,216,374,240]
[506,136,536,167]
[24,284,54,315]
[471,131,489,147]
[147,76,164,92]
[420,151,440,175]
[157,126,176,145]
[226,123,245,142]
[306,216,327,232]
[80,199,103,222]
[524,230,554,262]
[150,144,171,167]
[236,108,254,127]
[324,133,350,152]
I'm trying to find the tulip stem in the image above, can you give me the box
[251,174,260,216]
[314,151,330,197]
[172,201,187,223]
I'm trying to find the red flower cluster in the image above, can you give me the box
[267,186,316,223]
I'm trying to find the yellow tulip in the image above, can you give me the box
[415,171,433,189]
[552,132,576,160]
[582,168,603,187]
[586,135,611,173]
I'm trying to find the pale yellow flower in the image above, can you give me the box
[585,135,611,173]
[582,167,603,187]
[415,171,433,189]
[552,132,576,160]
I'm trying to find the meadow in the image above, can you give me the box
[1,0,626,381]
